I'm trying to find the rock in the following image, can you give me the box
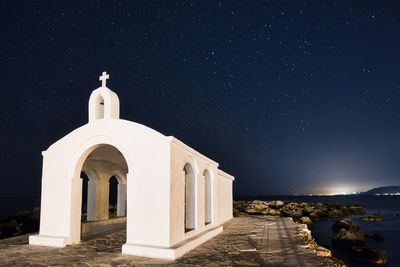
[242,200,270,215]
[315,208,329,219]
[281,203,303,219]
[360,212,383,221]
[297,224,312,241]
[300,216,313,228]
[0,219,19,238]
[302,206,314,216]
[233,207,242,217]
[360,216,382,221]
[299,202,309,208]
[269,200,284,209]
[233,200,367,223]
[0,207,40,239]
[244,207,263,215]
[261,208,281,216]
[348,205,363,209]
[351,247,387,264]
[327,208,345,218]
[329,256,347,266]
[315,246,332,257]
[332,219,365,246]
[309,210,321,222]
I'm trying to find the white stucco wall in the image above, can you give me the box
[30,79,234,258]
[33,119,172,247]
[169,138,234,246]
[216,170,234,225]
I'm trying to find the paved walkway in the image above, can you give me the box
[0,216,339,266]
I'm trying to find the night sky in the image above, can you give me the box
[1,1,400,197]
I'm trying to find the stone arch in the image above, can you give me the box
[185,155,199,176]
[203,168,213,224]
[112,170,127,184]
[183,163,196,232]
[68,136,132,182]
[68,137,131,242]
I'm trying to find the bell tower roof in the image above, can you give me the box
[88,72,120,122]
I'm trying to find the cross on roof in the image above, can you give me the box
[99,71,109,87]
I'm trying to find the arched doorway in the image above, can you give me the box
[79,144,128,237]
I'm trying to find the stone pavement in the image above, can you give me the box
[0,216,341,266]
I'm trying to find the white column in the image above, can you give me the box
[87,179,97,221]
[95,179,109,220]
[185,172,190,230]
[185,171,196,230]
[69,177,83,244]
[117,183,126,217]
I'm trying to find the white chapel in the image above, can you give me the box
[29,72,234,259]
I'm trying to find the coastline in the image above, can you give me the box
[234,200,351,266]
[1,197,397,265]
[234,198,397,266]
[296,219,347,266]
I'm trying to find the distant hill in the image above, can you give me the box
[363,186,400,195]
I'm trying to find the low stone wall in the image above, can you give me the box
[82,217,126,236]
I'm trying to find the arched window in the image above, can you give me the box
[184,163,196,232]
[95,95,105,119]
[204,169,212,224]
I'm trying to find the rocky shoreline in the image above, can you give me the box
[234,200,388,265]
[0,207,40,239]
[0,201,390,265]
[234,200,367,226]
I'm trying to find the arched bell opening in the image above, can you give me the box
[95,95,105,119]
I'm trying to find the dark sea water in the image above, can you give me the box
[235,195,400,267]
[0,197,40,220]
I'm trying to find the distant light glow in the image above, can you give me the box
[310,184,363,196]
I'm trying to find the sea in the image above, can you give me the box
[1,196,399,266]
[235,195,400,267]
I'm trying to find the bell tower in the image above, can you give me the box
[88,72,120,122]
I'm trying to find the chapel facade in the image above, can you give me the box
[29,72,234,259]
